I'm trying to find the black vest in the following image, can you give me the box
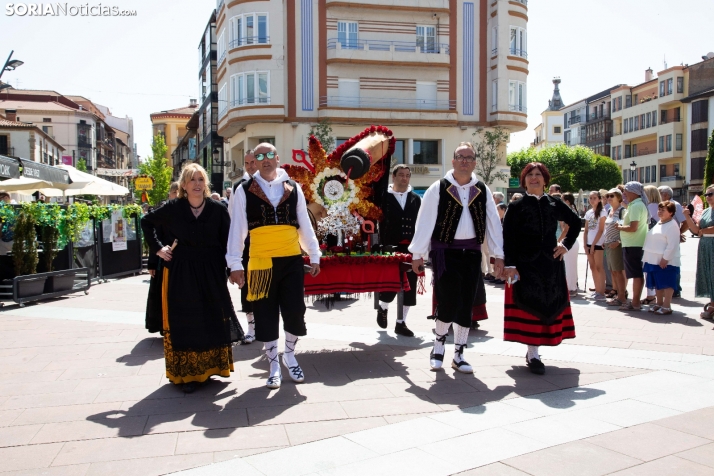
[431,178,488,244]
[381,191,421,246]
[244,177,300,231]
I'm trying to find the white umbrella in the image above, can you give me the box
[39,165,130,197]
[0,176,53,192]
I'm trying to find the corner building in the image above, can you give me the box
[215,0,528,193]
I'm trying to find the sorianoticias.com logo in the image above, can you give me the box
[5,3,137,16]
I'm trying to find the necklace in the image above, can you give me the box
[188,199,205,210]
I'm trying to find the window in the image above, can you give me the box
[218,84,228,115]
[625,95,632,108]
[674,163,680,176]
[413,140,439,164]
[416,25,436,53]
[337,78,359,107]
[633,144,638,157]
[661,109,666,124]
[651,165,657,182]
[640,114,645,129]
[217,30,226,63]
[667,78,673,95]
[692,99,709,123]
[634,94,638,104]
[629,117,634,131]
[42,118,51,122]
[666,134,672,152]
[509,26,527,57]
[392,140,405,165]
[624,119,629,134]
[692,157,705,180]
[618,146,622,160]
[509,80,526,112]
[675,133,682,151]
[625,144,631,159]
[416,82,437,109]
[646,112,651,128]
[554,126,562,134]
[618,96,622,110]
[660,165,667,179]
[659,136,664,153]
[660,81,665,96]
[692,129,708,152]
[645,166,650,183]
[491,26,498,55]
[491,79,498,111]
[228,13,269,48]
[338,21,358,49]
[651,111,656,126]
[634,116,639,131]
[229,71,270,106]
[677,77,684,94]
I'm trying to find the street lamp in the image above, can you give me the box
[630,160,637,181]
[0,50,24,91]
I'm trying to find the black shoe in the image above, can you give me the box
[376,308,388,329]
[182,382,198,394]
[484,274,496,281]
[493,279,506,285]
[526,356,545,375]
[394,321,414,337]
[673,293,681,298]
[470,321,480,330]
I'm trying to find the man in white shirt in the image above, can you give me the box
[410,142,504,374]
[227,143,321,389]
[377,164,421,337]
[229,149,259,342]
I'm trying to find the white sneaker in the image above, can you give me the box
[266,362,281,389]
[282,354,305,383]
[429,349,444,370]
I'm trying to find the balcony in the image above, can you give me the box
[229,97,271,109]
[660,175,684,182]
[320,96,454,111]
[512,0,527,5]
[509,48,528,59]
[587,111,610,123]
[77,139,92,149]
[568,115,581,126]
[229,36,270,50]
[660,110,682,124]
[327,38,449,54]
[0,146,15,156]
[508,104,527,113]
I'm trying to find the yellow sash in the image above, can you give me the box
[247,225,301,301]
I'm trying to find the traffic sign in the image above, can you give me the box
[134,175,154,190]
[509,178,520,188]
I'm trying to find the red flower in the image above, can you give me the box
[320,243,327,250]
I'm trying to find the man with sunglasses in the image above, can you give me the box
[409,142,504,374]
[227,143,321,389]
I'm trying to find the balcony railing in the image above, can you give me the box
[509,48,528,58]
[78,139,92,149]
[229,97,271,108]
[217,0,224,10]
[491,48,497,56]
[660,175,684,182]
[660,115,681,124]
[512,0,528,5]
[320,96,455,111]
[508,104,527,113]
[218,49,226,66]
[568,115,581,125]
[587,112,611,122]
[0,146,15,156]
[327,38,450,54]
[229,37,270,49]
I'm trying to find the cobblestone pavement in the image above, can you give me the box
[0,238,712,475]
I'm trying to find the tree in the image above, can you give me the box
[309,119,335,154]
[134,135,172,205]
[574,154,623,191]
[75,158,87,172]
[507,144,595,192]
[471,127,510,185]
[704,129,714,201]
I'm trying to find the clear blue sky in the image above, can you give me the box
[1,0,712,159]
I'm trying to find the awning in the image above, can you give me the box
[0,155,20,180]
[19,158,70,185]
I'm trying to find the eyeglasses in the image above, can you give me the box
[255,151,276,161]
[454,154,476,163]
[705,192,714,198]
[606,194,614,198]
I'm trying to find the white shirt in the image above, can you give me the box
[642,219,681,267]
[387,184,412,210]
[408,170,504,261]
[226,168,321,271]
[585,208,607,246]
[227,172,252,219]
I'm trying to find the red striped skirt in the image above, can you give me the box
[503,285,575,346]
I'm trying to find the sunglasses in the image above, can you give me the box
[606,194,614,198]
[705,192,714,198]
[255,151,276,161]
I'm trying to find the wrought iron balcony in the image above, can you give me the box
[0,146,14,156]
[320,96,455,111]
[228,36,270,49]
[509,48,527,58]
[327,38,450,54]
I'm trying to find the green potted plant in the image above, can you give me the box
[11,205,46,298]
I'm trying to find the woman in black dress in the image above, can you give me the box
[502,163,581,374]
[141,164,243,393]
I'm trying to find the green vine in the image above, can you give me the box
[12,206,38,276]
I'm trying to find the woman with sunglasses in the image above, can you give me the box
[683,185,714,319]
[642,201,681,315]
[604,189,627,306]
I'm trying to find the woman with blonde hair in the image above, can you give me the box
[141,163,243,393]
[642,185,662,305]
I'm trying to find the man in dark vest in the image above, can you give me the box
[229,150,259,343]
[227,143,321,389]
[409,142,504,373]
[377,164,421,337]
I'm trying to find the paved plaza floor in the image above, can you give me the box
[0,238,713,475]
